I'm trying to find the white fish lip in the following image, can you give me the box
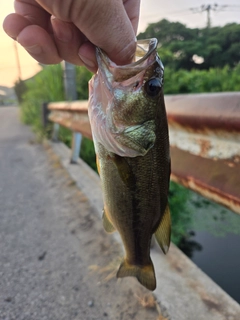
[96,38,161,86]
[97,38,158,68]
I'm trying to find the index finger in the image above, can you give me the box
[14,0,51,30]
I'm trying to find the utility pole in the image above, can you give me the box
[13,41,22,80]
[62,61,82,163]
[206,5,211,29]
[63,61,77,101]
[190,4,228,28]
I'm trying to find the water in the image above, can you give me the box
[190,231,240,303]
[179,192,240,303]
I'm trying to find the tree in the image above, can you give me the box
[138,20,240,70]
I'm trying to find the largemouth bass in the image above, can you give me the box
[88,38,171,291]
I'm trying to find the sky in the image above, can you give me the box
[0,0,240,88]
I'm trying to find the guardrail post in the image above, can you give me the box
[70,132,82,164]
[52,123,60,142]
[41,102,49,128]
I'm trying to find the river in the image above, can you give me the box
[179,191,240,304]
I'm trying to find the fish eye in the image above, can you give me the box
[144,78,162,97]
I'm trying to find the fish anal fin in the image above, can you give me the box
[117,259,156,291]
[102,208,115,233]
[155,204,171,254]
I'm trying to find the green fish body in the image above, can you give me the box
[88,39,171,291]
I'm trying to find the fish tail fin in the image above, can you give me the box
[116,259,156,291]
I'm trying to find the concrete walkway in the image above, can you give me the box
[0,107,160,320]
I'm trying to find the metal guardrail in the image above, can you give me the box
[46,92,240,215]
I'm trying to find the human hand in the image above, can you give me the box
[3,0,140,72]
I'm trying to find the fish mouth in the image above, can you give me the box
[96,38,160,83]
[130,38,158,66]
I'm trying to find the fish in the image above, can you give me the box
[88,38,171,291]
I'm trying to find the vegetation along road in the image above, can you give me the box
[0,107,164,320]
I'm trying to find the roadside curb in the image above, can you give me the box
[48,140,240,320]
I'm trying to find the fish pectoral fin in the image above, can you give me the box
[155,204,171,254]
[117,259,156,291]
[111,154,135,188]
[102,208,115,233]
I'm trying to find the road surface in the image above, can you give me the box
[0,107,160,320]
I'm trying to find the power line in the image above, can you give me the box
[141,4,240,24]
[140,12,192,19]
[216,9,240,12]
[190,4,236,28]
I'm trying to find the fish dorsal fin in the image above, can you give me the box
[102,208,115,233]
[155,204,171,254]
[117,259,156,291]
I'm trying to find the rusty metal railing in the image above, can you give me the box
[47,92,240,215]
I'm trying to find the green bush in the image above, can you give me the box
[20,64,64,138]
[169,182,192,244]
[19,64,92,138]
[80,138,97,172]
[76,67,92,99]
[58,126,97,172]
[139,19,240,70]
[58,126,72,147]
[14,78,27,103]
[164,64,240,94]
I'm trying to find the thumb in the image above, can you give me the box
[36,0,138,65]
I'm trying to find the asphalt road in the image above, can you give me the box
[0,107,159,320]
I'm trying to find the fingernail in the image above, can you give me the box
[79,54,96,69]
[51,16,73,42]
[23,44,42,55]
